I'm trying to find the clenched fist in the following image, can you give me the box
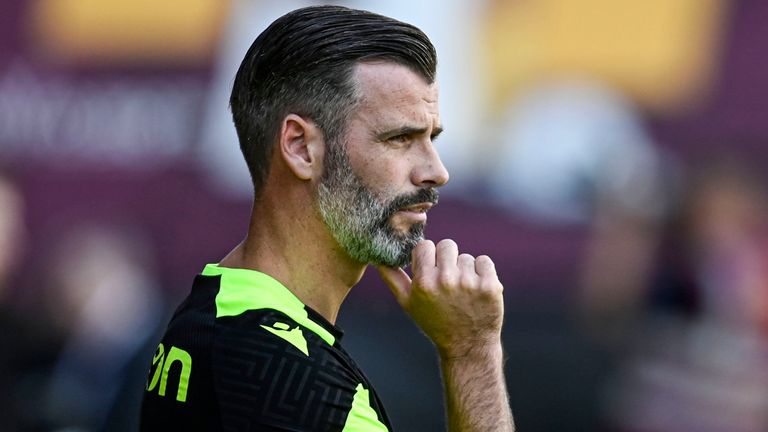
[377,239,505,359]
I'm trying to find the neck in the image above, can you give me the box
[218,194,366,324]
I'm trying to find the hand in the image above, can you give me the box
[376,239,505,358]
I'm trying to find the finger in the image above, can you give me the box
[375,265,412,306]
[435,239,459,270]
[412,239,436,275]
[475,255,497,278]
[457,253,476,275]
[458,253,478,286]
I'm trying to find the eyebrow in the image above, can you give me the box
[375,125,444,141]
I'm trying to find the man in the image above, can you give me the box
[141,5,514,431]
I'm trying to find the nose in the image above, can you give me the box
[412,141,450,187]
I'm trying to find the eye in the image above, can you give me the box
[387,134,412,147]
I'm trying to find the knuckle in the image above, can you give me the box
[412,282,438,300]
[438,270,458,287]
[413,273,433,289]
[459,273,477,289]
[480,278,503,295]
[416,284,438,299]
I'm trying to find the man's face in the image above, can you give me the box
[316,62,449,268]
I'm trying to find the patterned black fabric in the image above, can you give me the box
[140,273,391,431]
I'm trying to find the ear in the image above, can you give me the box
[278,114,324,181]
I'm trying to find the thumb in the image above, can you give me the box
[375,265,412,306]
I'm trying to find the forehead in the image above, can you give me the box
[350,62,440,128]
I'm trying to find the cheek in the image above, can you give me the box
[356,154,411,193]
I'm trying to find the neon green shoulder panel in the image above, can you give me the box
[342,383,390,431]
[202,264,335,346]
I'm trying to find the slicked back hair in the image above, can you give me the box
[229,5,437,197]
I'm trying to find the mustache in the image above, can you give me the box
[384,188,439,216]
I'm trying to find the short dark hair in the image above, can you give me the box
[229,5,437,197]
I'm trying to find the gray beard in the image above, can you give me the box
[316,142,437,268]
